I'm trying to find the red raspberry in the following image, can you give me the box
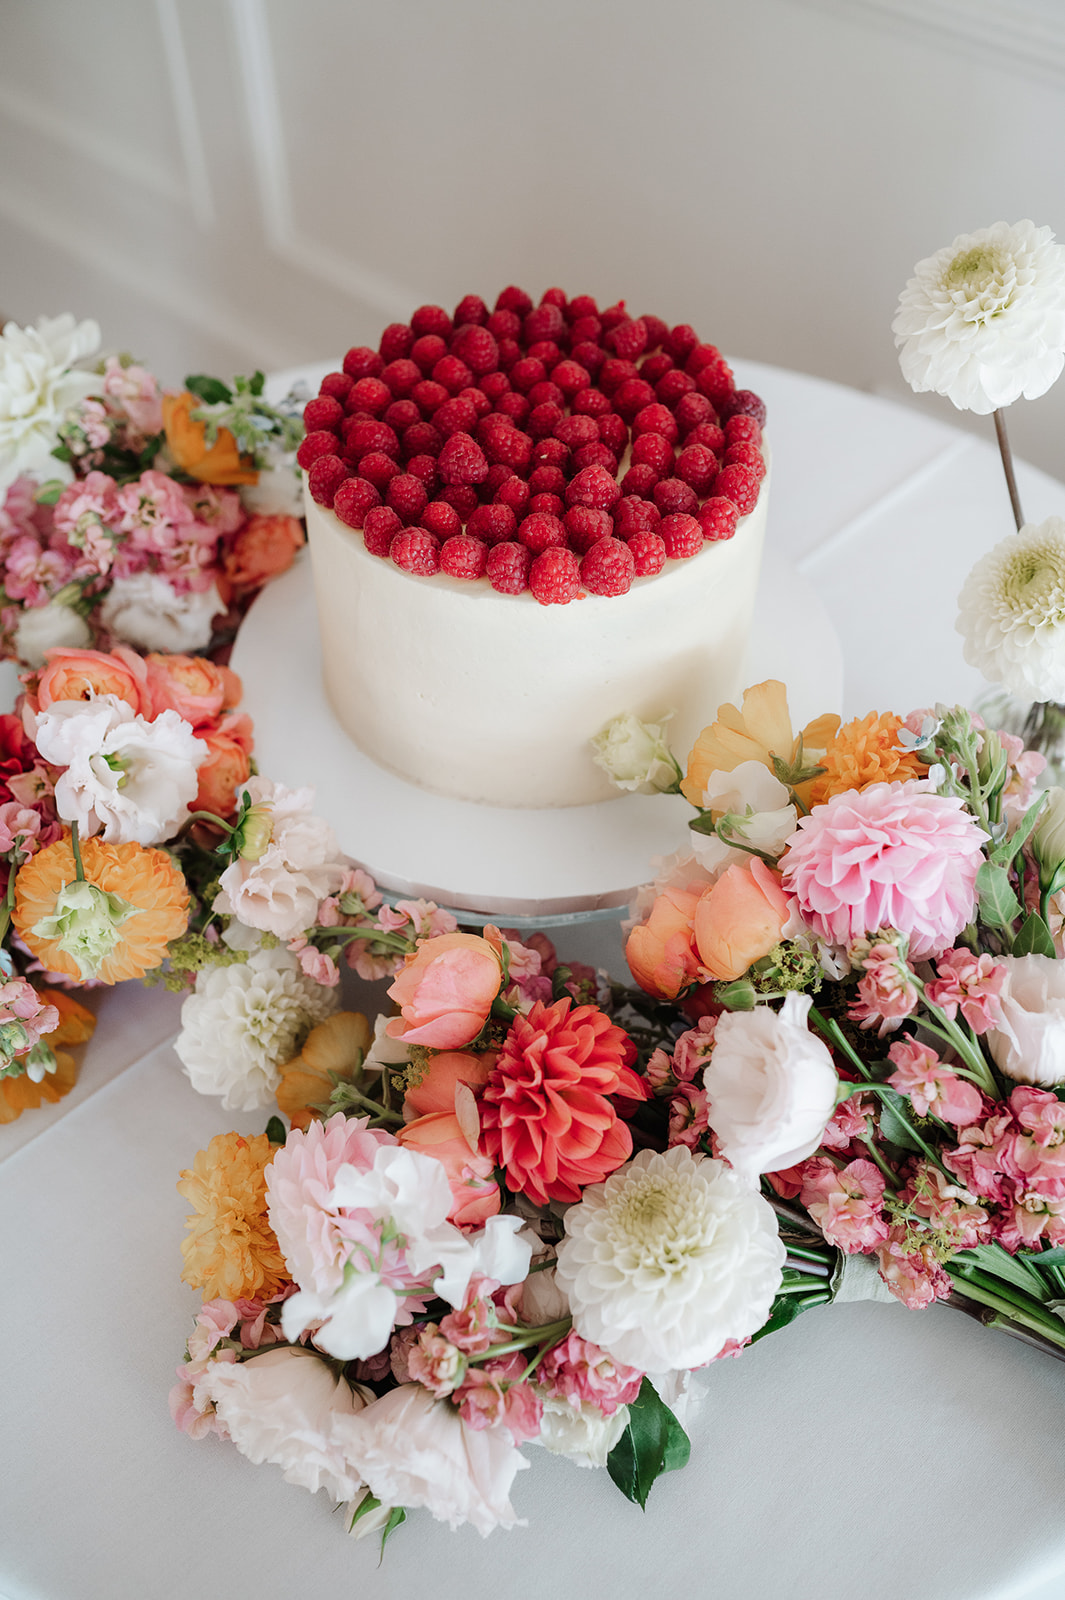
[568,294,599,321]
[343,346,383,380]
[496,338,521,370]
[674,392,716,435]
[451,324,499,375]
[333,475,381,529]
[412,379,450,415]
[532,436,569,469]
[495,286,534,317]
[527,380,564,410]
[573,387,610,417]
[391,527,440,576]
[487,308,521,340]
[433,355,473,394]
[566,465,621,511]
[528,493,564,517]
[714,464,760,514]
[483,462,514,495]
[640,353,674,386]
[358,451,401,490]
[606,318,648,363]
[494,391,529,425]
[518,510,567,554]
[554,414,598,449]
[598,358,638,396]
[528,401,563,439]
[530,341,564,371]
[303,395,343,432]
[614,496,661,537]
[571,316,602,342]
[440,484,480,518]
[725,413,762,448]
[319,371,354,402]
[641,314,669,350]
[725,389,767,428]
[379,323,415,362]
[570,340,605,374]
[411,305,453,339]
[572,442,617,475]
[685,420,726,456]
[725,442,766,480]
[564,505,614,554]
[481,370,511,402]
[495,476,530,515]
[457,386,490,420]
[468,503,517,544]
[510,357,547,394]
[523,303,565,344]
[659,513,703,559]
[613,378,657,422]
[386,473,429,524]
[402,421,443,458]
[434,395,478,438]
[632,403,678,444]
[383,399,421,434]
[540,286,568,311]
[307,454,350,506]
[486,540,531,594]
[696,358,735,407]
[599,300,628,332]
[580,535,634,596]
[632,432,674,473]
[453,294,488,327]
[675,444,719,496]
[349,377,391,416]
[551,360,590,398]
[597,413,628,454]
[421,500,462,540]
[484,426,532,473]
[628,528,667,576]
[344,418,400,461]
[665,324,698,364]
[362,505,403,556]
[438,431,489,485]
[405,454,441,494]
[411,334,448,373]
[684,342,720,376]
[620,463,660,498]
[440,533,488,578]
[530,545,581,605]
[654,477,698,516]
[297,430,341,471]
[655,369,695,406]
[698,498,739,542]
[529,464,567,497]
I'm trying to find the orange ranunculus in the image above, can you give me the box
[13,835,189,984]
[692,859,789,982]
[806,711,928,807]
[386,932,503,1048]
[403,1049,497,1118]
[163,391,259,486]
[192,713,254,817]
[144,653,240,726]
[396,1111,501,1226]
[0,988,96,1124]
[178,1131,289,1301]
[33,645,151,717]
[275,1011,373,1131]
[682,679,840,808]
[625,884,702,1000]
[219,514,304,602]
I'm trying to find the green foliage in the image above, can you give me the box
[264,1116,286,1145]
[185,374,232,405]
[607,1378,690,1509]
[975,861,1022,929]
[1013,912,1056,958]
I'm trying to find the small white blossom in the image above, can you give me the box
[0,314,101,490]
[956,518,1065,700]
[99,574,222,654]
[13,600,92,667]
[590,712,682,794]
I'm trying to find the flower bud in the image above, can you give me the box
[1033,788,1065,896]
[590,712,682,794]
[235,801,273,861]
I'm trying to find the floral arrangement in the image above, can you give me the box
[0,313,305,664]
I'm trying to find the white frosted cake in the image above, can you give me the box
[298,287,769,808]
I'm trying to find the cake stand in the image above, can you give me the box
[231,551,842,926]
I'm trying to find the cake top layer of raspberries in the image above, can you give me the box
[299,287,766,604]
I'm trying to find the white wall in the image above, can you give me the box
[2,0,1064,478]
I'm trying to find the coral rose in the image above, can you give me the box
[162,391,258,485]
[145,652,241,726]
[479,998,634,1205]
[625,884,701,999]
[219,513,304,601]
[693,859,789,982]
[192,713,254,817]
[32,645,150,717]
[396,1112,501,1226]
[386,932,503,1048]
[403,1049,497,1118]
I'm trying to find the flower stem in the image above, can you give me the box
[468,1317,572,1361]
[993,409,1025,532]
[69,821,85,884]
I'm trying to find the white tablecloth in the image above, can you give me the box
[3,364,1065,1600]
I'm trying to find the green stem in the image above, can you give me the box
[861,1136,899,1190]
[808,1006,870,1080]
[69,820,85,884]
[183,810,235,833]
[318,924,413,956]
[467,1317,571,1361]
[949,1272,1065,1346]
[993,407,1025,532]
[334,1085,404,1125]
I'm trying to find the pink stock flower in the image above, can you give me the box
[997,1086,1065,1195]
[875,1232,952,1309]
[995,1192,1065,1252]
[0,978,59,1049]
[185,483,245,537]
[456,1360,543,1444]
[901,1164,991,1251]
[645,1046,674,1090]
[5,536,72,606]
[439,1276,515,1356]
[668,1081,710,1148]
[0,802,41,855]
[944,1113,1014,1204]
[801,1157,890,1253]
[408,1326,467,1397]
[848,942,920,1034]
[887,1037,985,1125]
[537,1330,643,1416]
[924,948,1006,1033]
[101,356,164,436]
[820,1090,873,1152]
[780,780,987,959]
[115,469,194,545]
[672,1015,718,1081]
[292,944,340,987]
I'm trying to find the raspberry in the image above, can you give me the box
[386,473,429,524]
[532,436,569,470]
[487,308,521,340]
[724,442,766,480]
[523,303,564,344]
[599,301,628,332]
[391,527,440,576]
[297,430,341,471]
[640,353,674,386]
[433,355,473,394]
[527,380,564,410]
[528,492,564,517]
[564,504,614,554]
[674,444,719,496]
[528,342,563,371]
[402,421,443,458]
[518,510,567,554]
[596,412,628,454]
[344,418,399,461]
[411,305,453,339]
[343,346,383,380]
[528,401,563,439]
[529,464,567,497]
[551,359,590,398]
[319,371,353,402]
[487,426,532,472]
[358,450,401,490]
[674,392,716,436]
[333,475,381,529]
[454,294,488,327]
[725,414,761,448]
[665,324,698,364]
[605,318,648,363]
[655,369,694,406]
[627,528,667,576]
[439,484,480,518]
[554,414,598,449]
[632,432,674,473]
[529,545,581,605]
[568,294,599,321]
[481,370,511,402]
[683,343,718,376]
[457,387,489,421]
[598,358,638,396]
[440,533,488,578]
[495,476,530,514]
[411,379,450,415]
[486,540,531,594]
[540,286,568,311]
[421,500,462,540]
[496,338,521,370]
[580,535,634,596]
[349,377,391,416]
[483,462,514,495]
[659,513,703,560]
[685,421,726,456]
[696,358,735,407]
[438,431,489,485]
[495,286,534,317]
[612,378,657,422]
[362,505,403,556]
[303,395,343,432]
[571,316,602,342]
[653,477,698,516]
[725,389,767,428]
[411,334,448,373]
[572,443,617,475]
[307,454,350,506]
[451,324,498,375]
[405,454,441,494]
[620,463,660,498]
[570,340,605,374]
[698,498,739,542]
[468,503,517,545]
[614,496,661,537]
[573,387,610,417]
[379,324,414,364]
[494,391,529,425]
[566,464,620,511]
[714,464,759,514]
[433,396,478,437]
[510,356,547,394]
[641,314,669,350]
[383,399,421,434]
[632,403,678,444]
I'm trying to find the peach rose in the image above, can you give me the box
[193,713,254,817]
[693,859,789,982]
[163,391,259,486]
[33,646,150,717]
[219,514,304,602]
[625,884,702,1000]
[386,932,503,1048]
[396,1111,501,1226]
[145,653,240,726]
[403,1049,497,1118]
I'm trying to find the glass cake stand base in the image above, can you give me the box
[231,551,842,926]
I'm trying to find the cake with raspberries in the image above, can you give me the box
[299,287,768,808]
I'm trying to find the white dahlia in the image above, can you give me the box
[554,1147,784,1372]
[0,314,101,490]
[956,518,1065,699]
[175,945,338,1109]
[893,221,1065,413]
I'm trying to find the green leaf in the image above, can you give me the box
[185,373,232,404]
[379,1507,405,1558]
[991,792,1046,869]
[749,1292,805,1345]
[348,1493,382,1532]
[1013,911,1056,959]
[607,1377,690,1509]
[264,1115,286,1145]
[954,1242,1052,1298]
[875,1086,924,1152]
[688,810,717,837]
[33,479,66,506]
[249,369,265,396]
[1025,1247,1065,1267]
[975,861,1021,929]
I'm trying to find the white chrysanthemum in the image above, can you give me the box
[99,573,222,654]
[893,221,1065,414]
[957,518,1065,699]
[0,314,101,490]
[175,945,338,1109]
[554,1147,784,1372]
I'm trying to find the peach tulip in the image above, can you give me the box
[625,884,702,1000]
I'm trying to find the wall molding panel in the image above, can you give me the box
[794,0,1065,87]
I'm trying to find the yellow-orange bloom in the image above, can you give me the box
[178,1131,289,1301]
[692,860,790,982]
[275,1011,373,1131]
[806,711,928,807]
[0,988,96,1124]
[682,680,840,807]
[13,835,189,984]
[163,391,258,486]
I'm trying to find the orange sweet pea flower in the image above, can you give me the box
[682,680,839,808]
[625,884,703,1000]
[275,1011,373,1131]
[163,391,259,486]
[692,859,790,982]
[386,932,503,1048]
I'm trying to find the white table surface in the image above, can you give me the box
[3,362,1065,1600]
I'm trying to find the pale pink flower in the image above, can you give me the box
[115,469,193,545]
[848,941,920,1034]
[819,1090,873,1151]
[875,1232,952,1309]
[997,1086,1065,1195]
[52,472,121,577]
[5,535,71,605]
[780,781,987,959]
[924,947,1006,1033]
[455,1357,542,1443]
[439,1276,515,1356]
[995,1192,1065,1251]
[184,483,245,537]
[0,802,41,854]
[75,398,111,451]
[408,1326,467,1397]
[537,1330,643,1415]
[887,1036,985,1125]
[185,1298,240,1362]
[0,978,58,1051]
[800,1157,890,1253]
[645,1046,674,1090]
[101,356,164,437]
[293,944,340,987]
[214,777,346,942]
[944,1113,1014,1204]
[168,1356,233,1440]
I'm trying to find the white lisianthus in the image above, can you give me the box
[175,945,338,1109]
[31,695,206,846]
[554,1147,784,1371]
[702,992,838,1181]
[986,954,1065,1086]
[13,599,92,667]
[893,221,1065,413]
[532,1395,630,1468]
[214,777,346,941]
[590,712,682,794]
[0,314,101,490]
[99,573,222,654]
[956,519,1065,700]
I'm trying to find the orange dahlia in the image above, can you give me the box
[806,712,928,807]
[177,1130,289,1301]
[0,988,96,1124]
[13,835,189,984]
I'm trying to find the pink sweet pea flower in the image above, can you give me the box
[924,947,1006,1034]
[887,1037,985,1125]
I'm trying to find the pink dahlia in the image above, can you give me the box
[780,781,987,959]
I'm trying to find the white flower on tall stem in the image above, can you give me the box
[0,314,101,490]
[956,519,1065,701]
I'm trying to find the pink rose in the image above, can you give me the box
[386,932,503,1048]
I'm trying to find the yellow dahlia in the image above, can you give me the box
[806,712,928,807]
[177,1131,289,1301]
[682,680,840,807]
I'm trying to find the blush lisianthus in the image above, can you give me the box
[214,778,346,943]
[893,221,1065,413]
[0,314,101,490]
[554,1146,785,1371]
[177,1130,289,1302]
[780,780,987,959]
[956,519,1065,700]
[986,954,1065,1086]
